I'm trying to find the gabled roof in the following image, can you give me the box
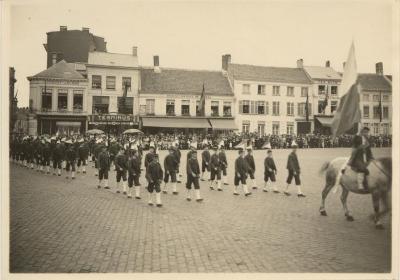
[140,68,233,96]
[357,74,392,92]
[88,51,138,68]
[228,63,312,84]
[303,66,342,81]
[29,60,85,80]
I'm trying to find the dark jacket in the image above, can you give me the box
[98,151,110,170]
[128,155,141,176]
[42,143,52,159]
[235,156,250,176]
[219,151,227,168]
[264,157,277,173]
[65,146,76,162]
[210,153,221,170]
[78,143,89,158]
[187,158,200,176]
[115,154,128,172]
[286,152,300,173]
[202,150,210,164]
[144,152,155,170]
[173,148,181,164]
[146,161,163,183]
[244,154,255,172]
[54,143,64,159]
[164,154,178,172]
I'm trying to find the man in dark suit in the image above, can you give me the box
[284,142,306,197]
[233,148,251,196]
[163,147,179,194]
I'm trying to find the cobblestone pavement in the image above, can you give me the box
[9,148,391,273]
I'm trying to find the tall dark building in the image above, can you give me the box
[44,26,107,68]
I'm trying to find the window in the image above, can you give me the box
[240,100,250,114]
[57,89,68,110]
[92,75,102,89]
[117,97,133,114]
[242,121,250,133]
[92,96,109,114]
[272,101,280,116]
[318,85,326,95]
[318,100,325,114]
[373,123,379,135]
[106,76,116,90]
[272,86,280,96]
[373,95,380,102]
[181,100,190,116]
[287,122,294,135]
[362,94,369,102]
[257,85,266,95]
[73,90,83,111]
[211,101,219,116]
[242,84,250,94]
[383,106,389,119]
[51,53,57,66]
[257,122,265,137]
[122,77,131,91]
[301,87,308,97]
[287,87,294,97]
[297,103,312,117]
[331,101,338,113]
[257,101,266,115]
[41,88,52,111]
[331,86,338,95]
[382,123,389,135]
[286,102,294,116]
[223,101,232,117]
[146,99,155,115]
[363,106,370,118]
[272,122,280,135]
[373,106,381,119]
[166,99,175,116]
[382,94,389,102]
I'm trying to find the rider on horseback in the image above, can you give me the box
[347,127,374,190]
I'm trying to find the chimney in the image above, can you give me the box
[60,26,67,32]
[222,54,231,71]
[296,58,303,68]
[132,46,138,56]
[343,62,346,70]
[153,55,161,73]
[375,62,383,75]
[325,60,330,68]
[82,27,90,32]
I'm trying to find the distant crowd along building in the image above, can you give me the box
[26,26,392,136]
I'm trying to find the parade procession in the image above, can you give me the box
[5,1,396,276]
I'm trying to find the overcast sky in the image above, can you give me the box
[9,0,393,106]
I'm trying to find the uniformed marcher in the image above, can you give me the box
[144,145,156,173]
[163,147,179,194]
[219,146,229,185]
[114,148,128,195]
[263,148,280,193]
[200,145,210,181]
[93,139,103,176]
[65,139,76,179]
[284,141,306,197]
[97,146,110,189]
[53,139,64,176]
[146,154,163,207]
[245,146,257,189]
[233,148,251,196]
[77,138,89,174]
[127,146,142,199]
[173,142,182,183]
[209,146,222,191]
[186,151,203,202]
[42,138,52,174]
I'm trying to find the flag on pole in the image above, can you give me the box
[331,42,361,137]
[198,83,206,116]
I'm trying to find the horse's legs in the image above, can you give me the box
[319,182,334,216]
[340,186,354,221]
[371,191,384,229]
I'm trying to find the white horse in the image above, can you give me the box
[319,157,392,229]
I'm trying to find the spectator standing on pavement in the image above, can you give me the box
[233,148,251,197]
[146,154,164,207]
[201,145,211,181]
[284,141,306,197]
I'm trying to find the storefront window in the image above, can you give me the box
[92,96,109,114]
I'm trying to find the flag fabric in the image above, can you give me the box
[198,84,206,116]
[305,90,309,121]
[331,42,360,137]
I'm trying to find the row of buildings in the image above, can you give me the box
[19,26,392,136]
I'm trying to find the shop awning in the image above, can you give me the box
[142,117,211,128]
[316,117,334,127]
[209,119,238,130]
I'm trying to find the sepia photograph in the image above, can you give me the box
[0,0,398,279]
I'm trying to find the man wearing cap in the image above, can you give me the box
[284,142,305,197]
[65,139,76,179]
[115,148,129,195]
[245,146,257,189]
[234,148,251,196]
[209,146,222,191]
[186,151,203,202]
[163,147,179,195]
[201,145,211,181]
[127,147,141,199]
[144,145,156,173]
[53,139,64,176]
[109,138,120,170]
[97,146,110,189]
[146,154,164,207]
[263,149,280,193]
[77,138,89,174]
[42,138,52,174]
[93,139,103,176]
[219,146,229,186]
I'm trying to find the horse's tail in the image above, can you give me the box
[319,161,330,176]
